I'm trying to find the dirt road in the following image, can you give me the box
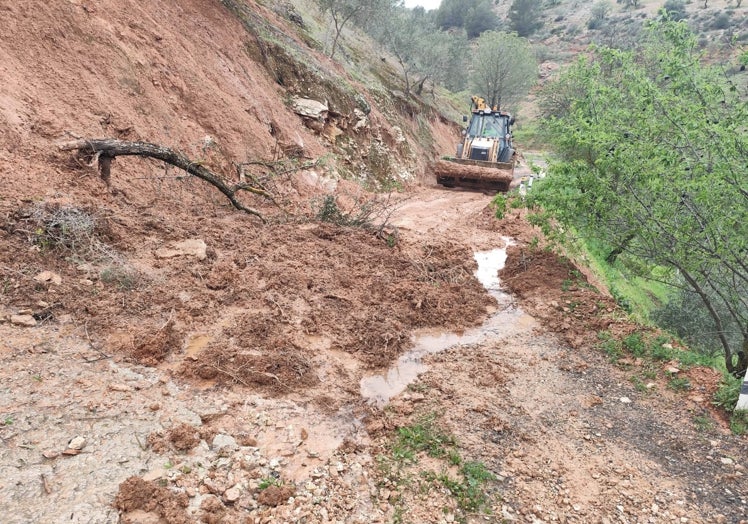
[1,186,746,523]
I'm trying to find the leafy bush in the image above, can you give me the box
[710,12,731,30]
[714,375,748,434]
[313,192,398,237]
[532,19,748,377]
[662,0,688,21]
[623,332,647,357]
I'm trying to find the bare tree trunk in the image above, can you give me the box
[414,76,429,96]
[676,263,746,377]
[606,233,635,264]
[59,138,266,222]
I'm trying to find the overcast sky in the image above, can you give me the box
[403,0,441,10]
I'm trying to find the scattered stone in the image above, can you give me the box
[154,239,207,260]
[352,109,369,132]
[212,434,238,450]
[236,433,257,447]
[42,450,60,459]
[291,97,328,120]
[619,397,632,404]
[67,436,87,450]
[720,457,734,465]
[223,486,242,503]
[34,271,62,286]
[666,366,680,374]
[142,468,166,482]
[11,314,37,327]
[109,383,133,393]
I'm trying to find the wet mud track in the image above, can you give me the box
[0,186,746,523]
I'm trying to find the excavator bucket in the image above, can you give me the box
[433,158,514,192]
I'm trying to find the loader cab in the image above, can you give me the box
[462,110,514,163]
[465,111,512,139]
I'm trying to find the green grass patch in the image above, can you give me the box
[258,477,283,490]
[597,330,623,362]
[581,238,671,322]
[693,414,715,433]
[630,375,649,393]
[729,411,748,435]
[378,413,497,521]
[667,376,691,391]
[437,461,495,513]
[623,332,647,357]
[392,414,457,463]
[713,374,748,435]
[512,121,552,150]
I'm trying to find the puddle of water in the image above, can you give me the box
[185,334,211,360]
[360,239,536,406]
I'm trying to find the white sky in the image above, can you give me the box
[402,0,441,10]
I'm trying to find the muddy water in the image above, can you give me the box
[360,241,537,406]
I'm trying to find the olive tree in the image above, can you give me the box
[469,31,538,110]
[508,0,543,37]
[320,0,392,58]
[370,6,469,98]
[436,0,501,37]
[532,19,748,376]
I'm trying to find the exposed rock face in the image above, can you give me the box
[292,97,329,120]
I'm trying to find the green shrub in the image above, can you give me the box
[713,375,748,435]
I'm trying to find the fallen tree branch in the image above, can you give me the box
[59,138,266,222]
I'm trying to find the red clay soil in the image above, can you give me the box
[114,477,190,523]
[1,0,486,395]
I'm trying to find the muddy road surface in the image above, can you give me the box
[1,186,746,524]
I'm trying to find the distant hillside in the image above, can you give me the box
[496,0,748,63]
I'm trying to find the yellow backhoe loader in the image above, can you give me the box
[433,96,516,192]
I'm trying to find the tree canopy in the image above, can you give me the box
[435,0,500,38]
[366,5,469,97]
[508,0,543,37]
[532,18,748,376]
[320,0,393,58]
[469,31,538,111]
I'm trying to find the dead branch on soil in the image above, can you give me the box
[59,138,269,222]
[206,362,283,388]
[40,474,52,495]
[314,190,406,242]
[408,245,472,285]
[235,157,326,218]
